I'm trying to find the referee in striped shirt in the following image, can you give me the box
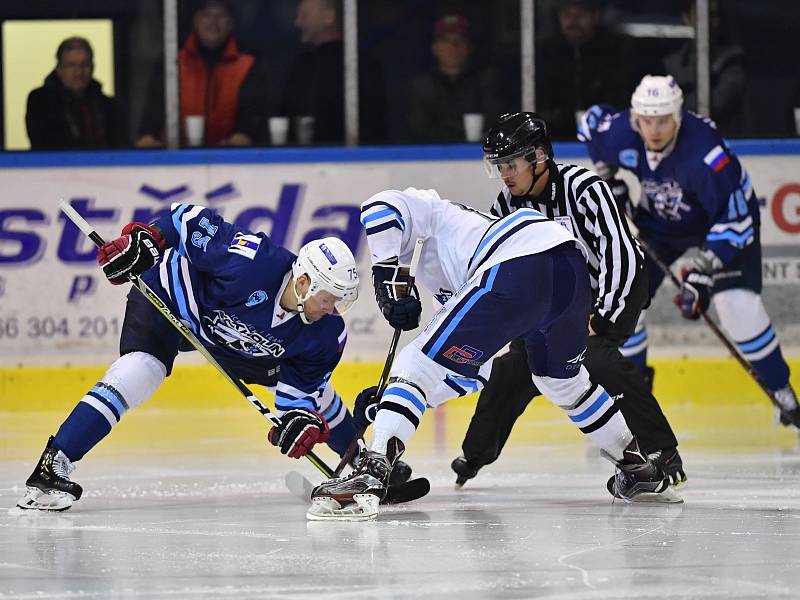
[452,112,685,489]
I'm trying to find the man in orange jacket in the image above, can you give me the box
[137,0,265,147]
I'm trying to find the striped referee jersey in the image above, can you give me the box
[490,163,644,331]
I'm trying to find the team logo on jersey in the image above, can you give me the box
[204,310,285,357]
[619,149,638,168]
[246,290,268,307]
[641,179,690,221]
[319,242,338,265]
[566,347,587,370]
[443,344,484,366]
[229,233,261,259]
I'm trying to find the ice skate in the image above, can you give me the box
[16,436,82,512]
[772,385,800,429]
[603,438,678,503]
[307,438,404,521]
[451,455,483,488]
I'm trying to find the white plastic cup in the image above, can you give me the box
[463,113,485,142]
[268,116,289,146]
[295,115,315,145]
[184,115,205,147]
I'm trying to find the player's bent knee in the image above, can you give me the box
[103,351,167,410]
[533,366,591,410]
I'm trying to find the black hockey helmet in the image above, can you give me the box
[482,112,553,169]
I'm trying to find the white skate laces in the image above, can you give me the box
[53,450,76,478]
[773,385,798,412]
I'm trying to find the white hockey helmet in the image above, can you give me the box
[630,75,683,125]
[292,237,359,323]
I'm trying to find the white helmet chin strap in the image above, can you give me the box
[292,276,313,325]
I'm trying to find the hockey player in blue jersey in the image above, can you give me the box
[306,187,674,521]
[578,74,799,426]
[17,203,368,511]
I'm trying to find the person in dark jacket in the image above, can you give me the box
[407,14,501,143]
[279,0,387,144]
[536,0,637,138]
[26,37,124,150]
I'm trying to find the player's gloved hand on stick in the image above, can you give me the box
[352,385,380,432]
[372,262,422,331]
[97,222,166,285]
[268,408,330,459]
[674,267,713,320]
[607,178,634,219]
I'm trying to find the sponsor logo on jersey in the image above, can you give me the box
[443,344,484,366]
[204,310,285,357]
[619,148,638,168]
[703,145,730,173]
[554,216,574,235]
[229,233,261,259]
[566,347,587,370]
[245,290,268,307]
[319,242,338,265]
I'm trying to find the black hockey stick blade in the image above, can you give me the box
[383,477,430,505]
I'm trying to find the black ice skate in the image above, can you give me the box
[17,436,83,511]
[451,455,483,488]
[307,438,405,521]
[604,438,678,503]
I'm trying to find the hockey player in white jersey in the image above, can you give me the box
[306,188,673,521]
[16,203,384,511]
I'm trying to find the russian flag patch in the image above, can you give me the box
[228,232,261,259]
[704,145,730,173]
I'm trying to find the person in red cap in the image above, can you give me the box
[407,13,501,142]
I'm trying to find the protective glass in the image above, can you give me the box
[313,289,357,316]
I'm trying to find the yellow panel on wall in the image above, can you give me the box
[2,20,115,150]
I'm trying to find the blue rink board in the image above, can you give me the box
[0,139,798,169]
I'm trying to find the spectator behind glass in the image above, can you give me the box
[137,0,265,147]
[536,0,636,138]
[406,14,501,143]
[26,37,125,150]
[279,0,387,144]
[663,0,747,137]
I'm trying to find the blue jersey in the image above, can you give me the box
[578,105,758,266]
[142,203,347,411]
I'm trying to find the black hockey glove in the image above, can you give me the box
[268,408,330,459]
[97,222,166,285]
[372,261,422,331]
[674,267,713,320]
[608,178,635,219]
[352,385,380,432]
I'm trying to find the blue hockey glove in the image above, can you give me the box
[97,222,166,285]
[674,268,713,320]
[352,385,380,432]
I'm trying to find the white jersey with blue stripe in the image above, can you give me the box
[142,203,347,412]
[360,188,575,300]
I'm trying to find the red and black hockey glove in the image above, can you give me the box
[674,267,713,320]
[268,408,330,459]
[97,222,166,285]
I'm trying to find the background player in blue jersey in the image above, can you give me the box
[578,75,799,427]
[17,203,370,511]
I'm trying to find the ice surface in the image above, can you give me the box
[3,403,800,599]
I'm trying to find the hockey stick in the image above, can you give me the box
[332,237,426,477]
[59,200,335,478]
[635,234,782,410]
